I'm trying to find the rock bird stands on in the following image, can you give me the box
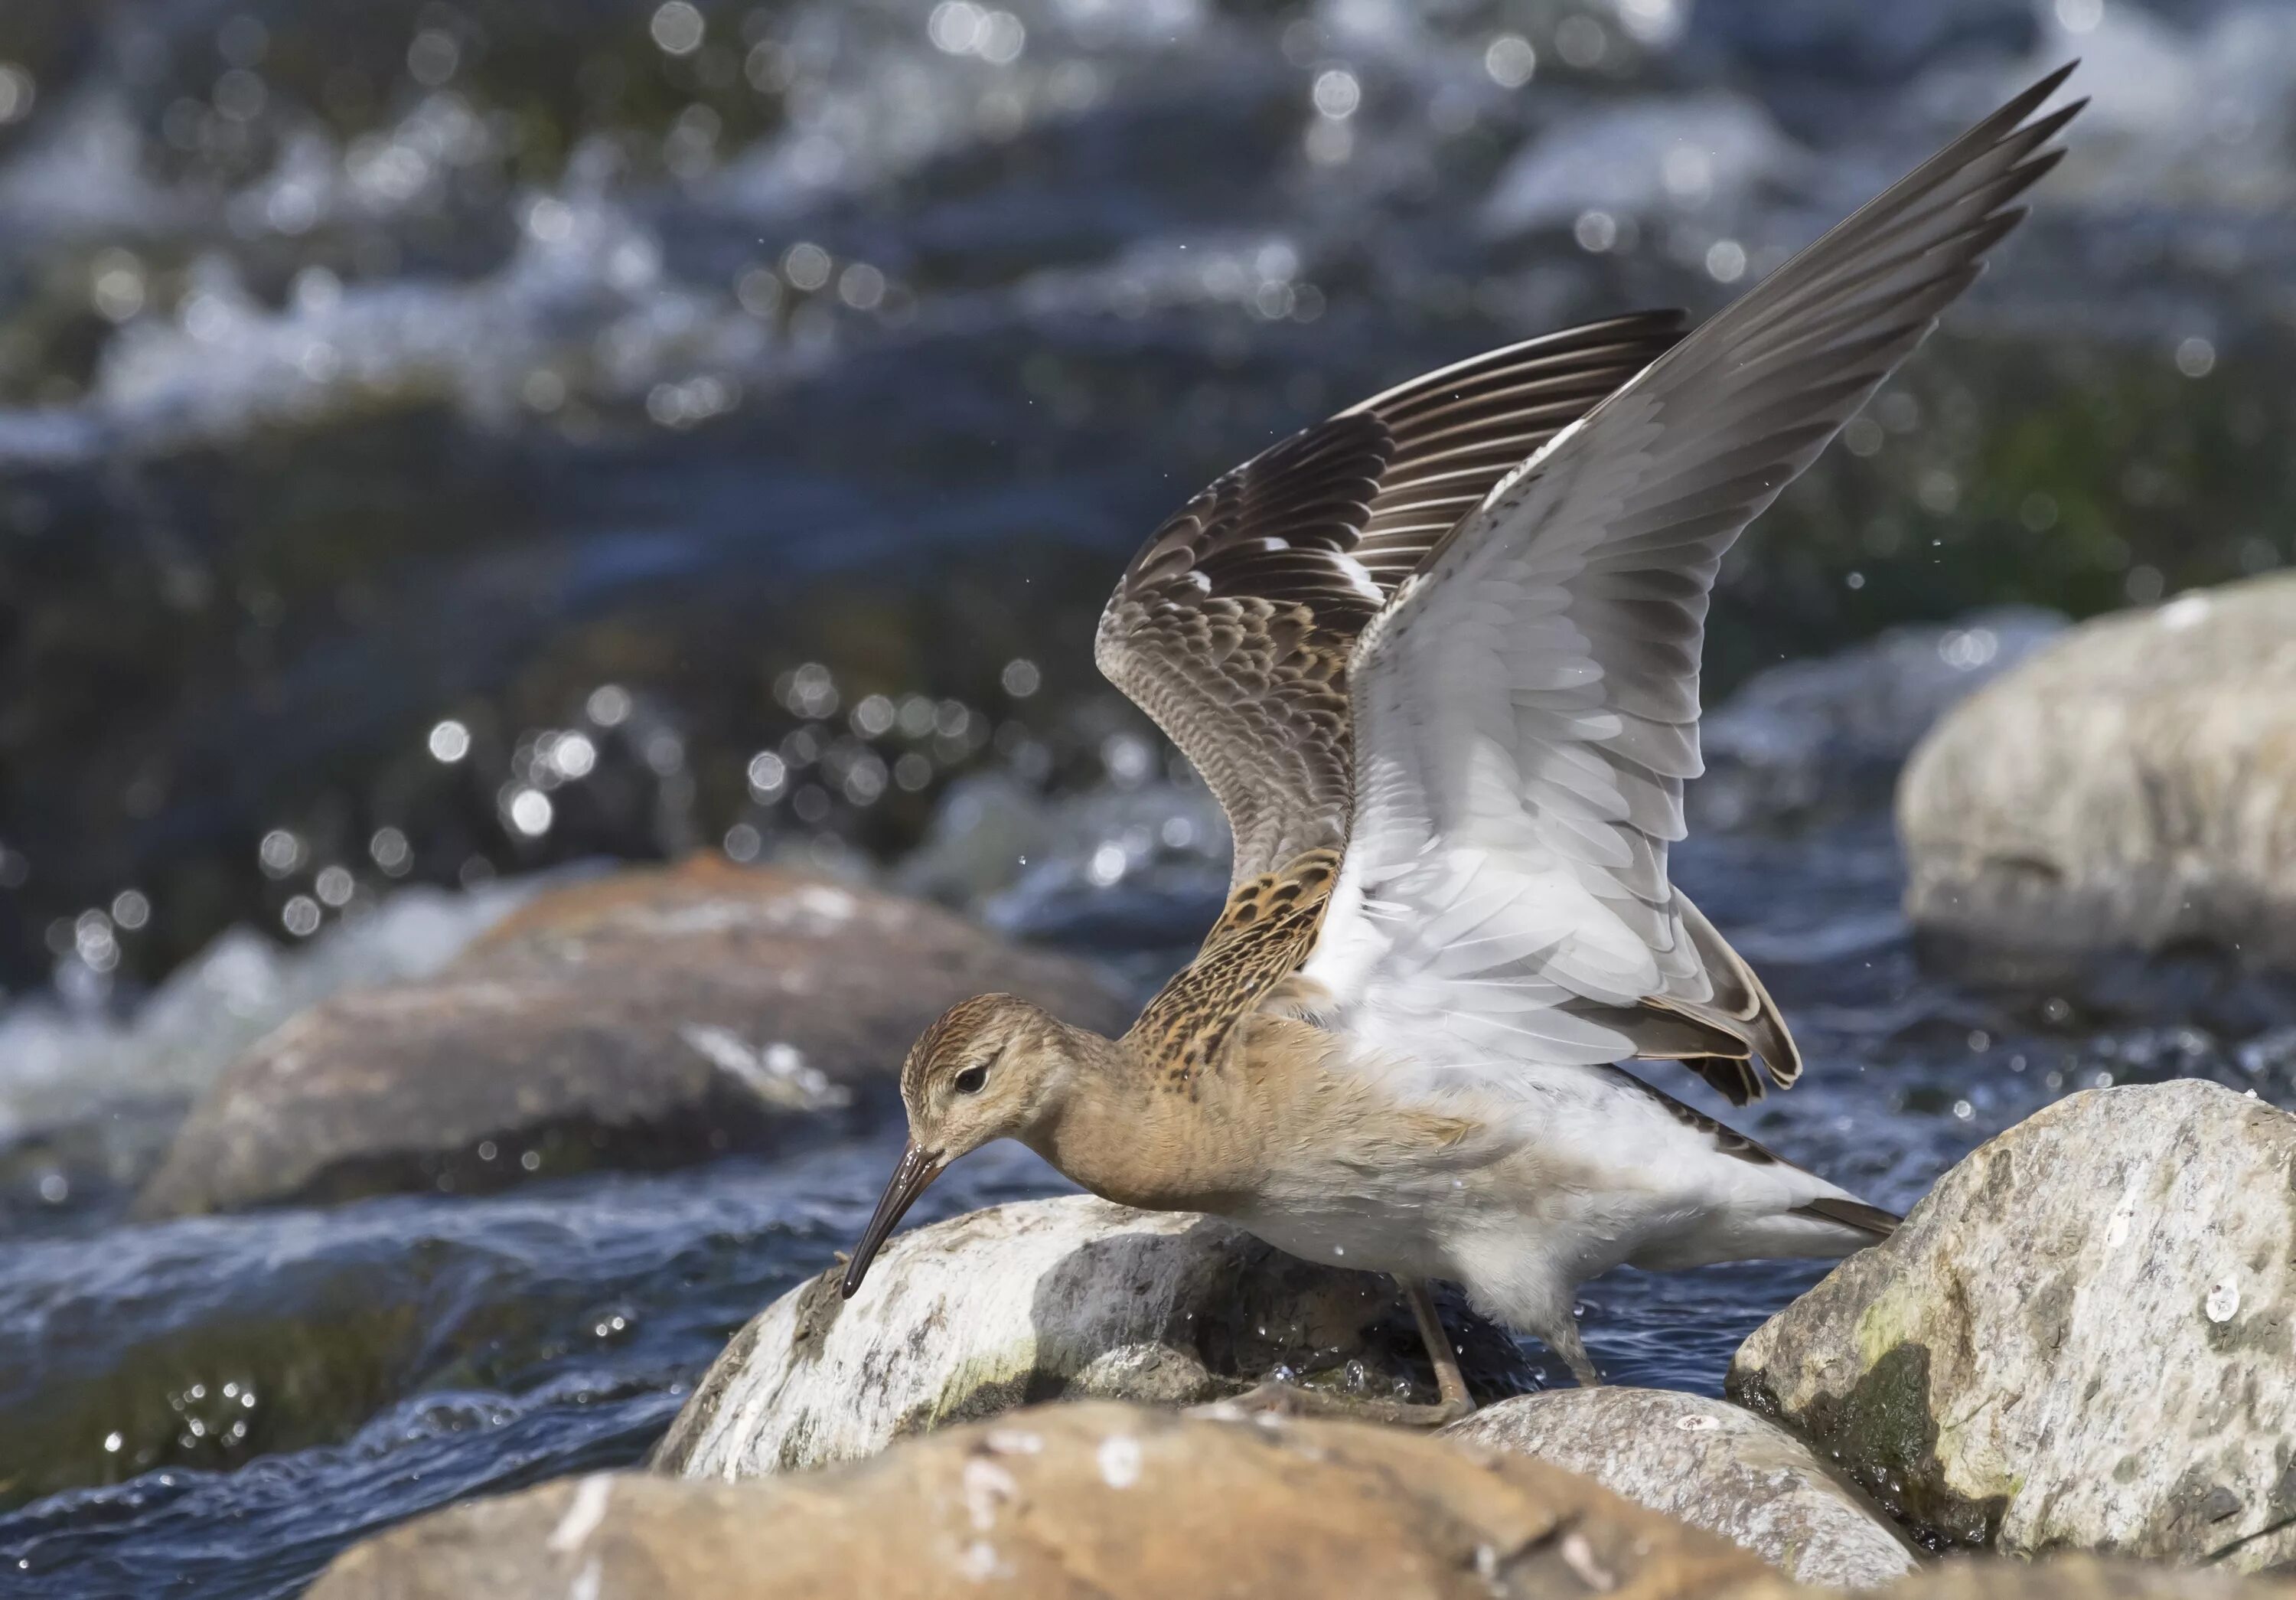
[845,69,2082,1417]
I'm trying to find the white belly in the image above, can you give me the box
[1210,1055,1862,1344]
[1221,1173,1471,1282]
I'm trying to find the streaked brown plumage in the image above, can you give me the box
[1096,312,1687,893]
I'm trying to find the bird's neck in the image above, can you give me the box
[1023,1021,1267,1213]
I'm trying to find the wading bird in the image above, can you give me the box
[843,68,2079,1419]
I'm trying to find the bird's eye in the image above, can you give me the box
[953,1065,988,1095]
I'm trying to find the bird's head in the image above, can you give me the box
[840,992,1082,1298]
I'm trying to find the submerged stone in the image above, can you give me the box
[1729,1080,2296,1569]
[0,1204,573,1509]
[0,1289,424,1510]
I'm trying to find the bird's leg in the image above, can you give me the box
[1544,1314,1601,1389]
[1197,1277,1475,1428]
[1401,1277,1475,1421]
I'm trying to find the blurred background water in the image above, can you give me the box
[2,0,2294,1592]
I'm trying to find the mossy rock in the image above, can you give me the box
[1730,1081,2296,1569]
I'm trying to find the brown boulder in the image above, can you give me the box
[134,858,1127,1216]
[1880,1556,2296,1600]
[1721,1557,2288,1600]
[310,1399,1768,1600]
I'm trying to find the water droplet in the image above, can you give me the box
[506,789,553,838]
[1704,240,1746,284]
[428,720,471,762]
[1312,69,1360,121]
[650,1,706,55]
[782,243,832,292]
[1095,1434,1143,1488]
[1484,34,1535,87]
[586,685,631,727]
[1574,211,1616,253]
[1000,658,1040,698]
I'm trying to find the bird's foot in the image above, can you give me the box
[1195,1379,1474,1429]
[1542,1321,1602,1389]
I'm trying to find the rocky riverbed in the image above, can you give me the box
[4,593,2295,1592]
[294,1080,2296,1595]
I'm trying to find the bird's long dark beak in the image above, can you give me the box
[842,1140,943,1298]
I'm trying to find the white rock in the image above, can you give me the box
[1899,573,2296,967]
[1444,1388,1917,1588]
[652,1194,1522,1480]
[1730,1080,2296,1569]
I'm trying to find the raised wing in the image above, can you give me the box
[1094,312,1685,888]
[1303,67,2082,1102]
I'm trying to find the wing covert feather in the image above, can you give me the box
[1095,313,1686,887]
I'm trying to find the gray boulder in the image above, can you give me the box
[893,769,1232,949]
[1695,608,2064,829]
[134,858,1127,1216]
[653,1194,1528,1479]
[1730,1079,2296,1569]
[1900,574,2296,969]
[1444,1388,1916,1587]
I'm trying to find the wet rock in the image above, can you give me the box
[1721,1555,2296,1600]
[133,859,1127,1216]
[1900,575,2296,972]
[653,1194,1533,1479]
[895,769,1231,951]
[1877,1554,2296,1600]
[0,1181,608,1508]
[1729,1079,2296,1569]
[314,1399,1766,1600]
[0,1255,426,1510]
[890,772,1058,911]
[1693,608,2065,830]
[1444,1389,1916,1587]
[0,880,537,1220]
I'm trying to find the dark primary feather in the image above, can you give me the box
[1639,896,1803,1105]
[1354,65,2082,1099]
[1095,312,1686,889]
[1794,1197,1902,1240]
